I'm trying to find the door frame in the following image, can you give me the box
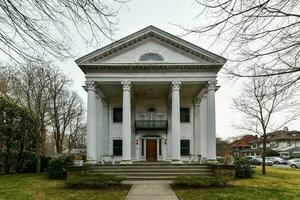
[140,136,162,161]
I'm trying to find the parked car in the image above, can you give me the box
[266,157,287,165]
[287,159,300,168]
[249,157,273,166]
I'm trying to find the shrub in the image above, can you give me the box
[174,175,231,187]
[40,156,52,172]
[266,149,280,157]
[47,157,68,179]
[234,157,255,178]
[290,154,300,159]
[65,175,126,189]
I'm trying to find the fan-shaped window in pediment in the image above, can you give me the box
[139,52,164,61]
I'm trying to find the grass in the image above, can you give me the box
[173,166,300,200]
[0,173,129,200]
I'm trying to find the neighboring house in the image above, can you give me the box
[250,129,300,158]
[231,135,258,157]
[75,26,226,163]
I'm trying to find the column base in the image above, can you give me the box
[85,160,97,164]
[171,160,183,164]
[120,160,133,165]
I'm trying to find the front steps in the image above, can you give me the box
[69,162,214,181]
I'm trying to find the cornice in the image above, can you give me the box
[79,63,222,73]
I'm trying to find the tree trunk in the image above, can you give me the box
[36,147,41,173]
[262,134,267,175]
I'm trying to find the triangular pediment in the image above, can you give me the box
[76,26,226,66]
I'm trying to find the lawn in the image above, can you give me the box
[0,173,129,200]
[174,166,300,200]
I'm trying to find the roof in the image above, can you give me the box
[75,25,227,69]
[250,130,300,143]
[278,147,300,153]
[231,135,257,148]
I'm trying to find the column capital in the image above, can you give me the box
[86,81,96,91]
[121,81,131,91]
[207,80,217,91]
[194,98,201,106]
[171,80,181,91]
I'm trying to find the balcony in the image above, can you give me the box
[135,120,168,130]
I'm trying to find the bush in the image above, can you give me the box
[174,175,231,187]
[47,157,68,179]
[290,154,300,159]
[16,153,36,173]
[234,157,255,178]
[266,149,280,157]
[65,175,126,189]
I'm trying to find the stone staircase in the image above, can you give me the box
[73,162,214,181]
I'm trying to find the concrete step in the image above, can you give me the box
[126,176,178,180]
[88,168,211,172]
[86,165,210,169]
[101,172,213,176]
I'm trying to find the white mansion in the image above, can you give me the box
[75,26,226,163]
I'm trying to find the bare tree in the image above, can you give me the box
[1,61,53,172]
[188,0,300,86]
[0,0,126,62]
[48,90,84,154]
[233,72,299,174]
[68,123,86,154]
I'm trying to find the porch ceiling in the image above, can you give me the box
[96,82,205,102]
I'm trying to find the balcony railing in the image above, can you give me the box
[135,120,168,130]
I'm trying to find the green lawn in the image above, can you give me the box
[0,174,129,200]
[174,167,300,200]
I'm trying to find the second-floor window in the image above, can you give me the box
[113,107,122,122]
[180,107,190,122]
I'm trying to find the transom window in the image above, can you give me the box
[139,52,164,61]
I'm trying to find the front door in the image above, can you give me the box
[146,140,157,161]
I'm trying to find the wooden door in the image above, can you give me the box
[146,140,157,161]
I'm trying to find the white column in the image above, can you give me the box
[200,96,208,160]
[121,81,132,163]
[102,101,109,155]
[194,99,201,156]
[86,81,97,162]
[207,80,217,160]
[171,81,181,162]
[96,97,103,161]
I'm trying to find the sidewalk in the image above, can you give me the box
[125,181,179,200]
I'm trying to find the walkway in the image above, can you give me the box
[125,181,179,200]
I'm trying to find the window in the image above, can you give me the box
[139,52,164,61]
[180,107,190,122]
[141,139,144,156]
[159,139,162,156]
[113,140,122,156]
[180,140,190,156]
[113,107,122,122]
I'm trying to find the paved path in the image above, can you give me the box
[125,181,178,200]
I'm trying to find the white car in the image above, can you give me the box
[266,157,287,164]
[288,159,300,168]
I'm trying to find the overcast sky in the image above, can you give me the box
[50,0,300,139]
